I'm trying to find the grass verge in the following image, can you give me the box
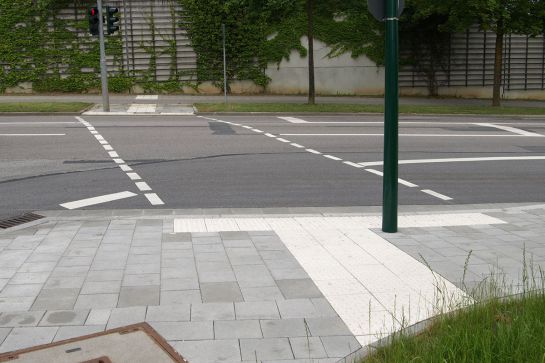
[363,291,545,362]
[0,102,92,113]
[361,254,545,363]
[195,102,545,115]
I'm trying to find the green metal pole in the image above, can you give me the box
[382,0,399,233]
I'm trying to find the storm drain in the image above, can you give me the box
[0,213,44,229]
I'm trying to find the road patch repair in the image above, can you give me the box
[0,204,543,362]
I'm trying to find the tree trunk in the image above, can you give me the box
[307,0,315,105]
[492,19,504,107]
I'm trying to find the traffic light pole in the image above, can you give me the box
[382,0,399,233]
[97,0,110,112]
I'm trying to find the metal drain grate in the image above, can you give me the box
[0,213,44,229]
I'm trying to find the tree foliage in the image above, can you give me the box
[407,0,543,105]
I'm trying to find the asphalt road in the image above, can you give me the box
[1,113,545,217]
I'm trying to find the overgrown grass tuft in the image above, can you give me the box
[195,102,545,115]
[361,254,545,363]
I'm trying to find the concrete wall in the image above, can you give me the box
[265,37,384,96]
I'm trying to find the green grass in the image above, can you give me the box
[0,102,92,113]
[361,254,545,363]
[362,291,545,363]
[195,102,545,115]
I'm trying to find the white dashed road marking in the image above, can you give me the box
[75,116,165,207]
[126,172,141,181]
[60,191,137,210]
[196,115,452,202]
[364,169,419,188]
[422,189,453,201]
[145,193,165,205]
[136,182,152,191]
[343,161,363,168]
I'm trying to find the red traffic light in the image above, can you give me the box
[91,8,97,16]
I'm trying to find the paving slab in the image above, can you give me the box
[0,204,542,361]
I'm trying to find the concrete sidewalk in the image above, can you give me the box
[0,203,543,362]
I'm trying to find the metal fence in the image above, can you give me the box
[55,0,197,82]
[400,25,545,91]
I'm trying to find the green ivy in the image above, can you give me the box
[177,0,384,89]
[0,0,132,93]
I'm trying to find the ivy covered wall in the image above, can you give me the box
[177,0,384,90]
[0,0,384,93]
[0,0,132,93]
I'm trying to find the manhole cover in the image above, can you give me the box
[0,213,44,229]
[0,323,187,363]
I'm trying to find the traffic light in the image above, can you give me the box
[88,7,100,36]
[107,7,120,35]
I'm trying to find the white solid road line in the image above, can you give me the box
[145,193,165,205]
[359,156,545,168]
[324,155,342,161]
[278,116,309,123]
[60,191,138,210]
[136,182,152,191]
[0,134,66,136]
[476,123,543,137]
[280,133,534,137]
[0,122,77,125]
[365,169,419,188]
[422,189,453,201]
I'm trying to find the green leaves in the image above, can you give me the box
[0,0,131,93]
